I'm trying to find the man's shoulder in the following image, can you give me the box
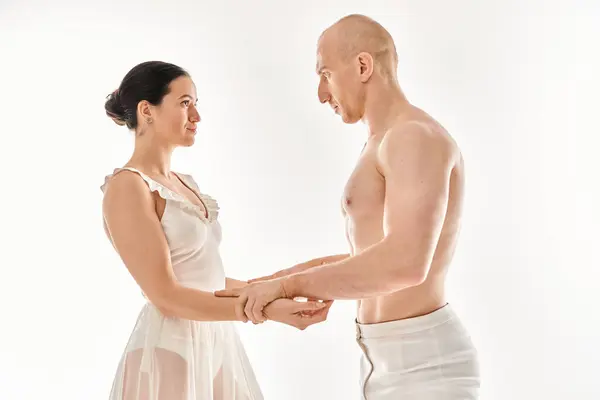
[380,117,453,155]
[375,114,463,178]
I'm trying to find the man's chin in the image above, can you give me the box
[341,113,360,124]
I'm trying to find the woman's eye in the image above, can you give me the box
[182,100,190,106]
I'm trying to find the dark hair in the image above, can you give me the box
[105,61,189,129]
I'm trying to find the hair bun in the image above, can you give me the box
[104,61,189,130]
[104,89,127,126]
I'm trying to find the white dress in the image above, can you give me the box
[101,167,263,400]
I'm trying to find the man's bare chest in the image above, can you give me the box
[341,147,385,218]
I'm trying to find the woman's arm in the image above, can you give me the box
[103,172,246,322]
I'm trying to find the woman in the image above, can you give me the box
[101,61,331,400]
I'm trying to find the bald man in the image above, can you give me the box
[216,14,480,399]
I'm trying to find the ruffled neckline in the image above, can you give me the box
[101,167,219,223]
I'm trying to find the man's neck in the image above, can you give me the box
[363,81,411,138]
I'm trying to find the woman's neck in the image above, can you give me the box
[128,137,174,178]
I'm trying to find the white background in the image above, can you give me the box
[1,1,599,399]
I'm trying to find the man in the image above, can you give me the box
[216,14,480,399]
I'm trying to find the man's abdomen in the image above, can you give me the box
[358,278,447,324]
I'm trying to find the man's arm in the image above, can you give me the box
[226,278,249,289]
[283,123,455,300]
[293,254,352,271]
[248,254,350,283]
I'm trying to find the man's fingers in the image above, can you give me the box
[244,297,258,323]
[244,297,253,321]
[252,300,267,323]
[235,294,248,323]
[214,288,241,297]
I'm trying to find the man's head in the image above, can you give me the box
[316,14,398,124]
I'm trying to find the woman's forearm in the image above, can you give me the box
[153,283,245,321]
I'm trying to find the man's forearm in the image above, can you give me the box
[248,254,350,284]
[293,253,350,273]
[226,278,248,289]
[283,238,426,300]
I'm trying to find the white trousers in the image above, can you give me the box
[356,304,480,400]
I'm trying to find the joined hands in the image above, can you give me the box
[215,274,332,330]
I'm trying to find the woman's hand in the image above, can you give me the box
[263,298,333,330]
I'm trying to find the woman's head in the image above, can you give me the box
[105,61,200,147]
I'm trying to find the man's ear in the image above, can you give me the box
[357,52,374,83]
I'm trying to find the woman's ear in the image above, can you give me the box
[137,100,154,124]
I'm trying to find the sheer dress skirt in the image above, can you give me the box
[109,304,264,400]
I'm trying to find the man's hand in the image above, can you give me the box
[215,278,292,323]
[264,298,333,330]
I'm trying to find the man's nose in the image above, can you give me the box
[317,81,330,104]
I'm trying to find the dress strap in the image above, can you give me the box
[101,167,169,197]
[100,167,219,222]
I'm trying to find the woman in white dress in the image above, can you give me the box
[101,61,332,400]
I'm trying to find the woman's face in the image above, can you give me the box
[142,75,201,147]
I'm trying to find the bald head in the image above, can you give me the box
[319,14,398,78]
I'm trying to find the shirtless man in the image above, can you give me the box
[216,14,480,399]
